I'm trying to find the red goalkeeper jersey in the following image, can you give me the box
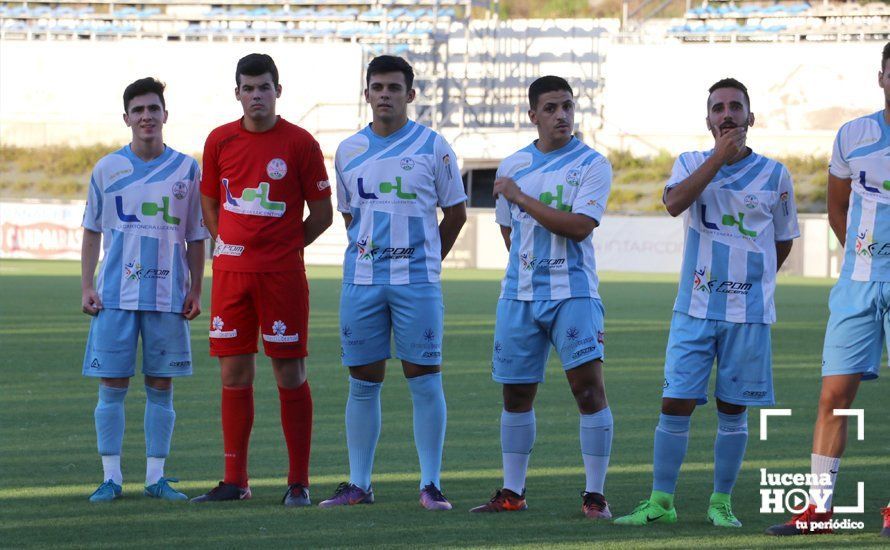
[201,117,331,272]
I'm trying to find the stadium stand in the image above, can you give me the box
[666,0,890,42]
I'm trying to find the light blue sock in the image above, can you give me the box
[713,411,748,495]
[346,377,382,492]
[144,386,175,459]
[407,372,447,489]
[580,407,613,494]
[501,409,536,495]
[95,385,128,456]
[652,413,691,495]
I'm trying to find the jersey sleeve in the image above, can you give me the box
[185,159,210,242]
[199,132,220,201]
[334,145,351,214]
[571,155,611,224]
[828,124,852,180]
[433,135,467,208]
[772,166,801,241]
[82,166,103,232]
[299,136,332,202]
[495,195,512,227]
[494,162,512,227]
[665,153,693,190]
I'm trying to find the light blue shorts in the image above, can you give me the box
[663,311,773,406]
[339,283,443,367]
[82,308,193,378]
[491,297,605,384]
[822,278,890,381]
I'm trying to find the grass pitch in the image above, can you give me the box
[1,260,888,548]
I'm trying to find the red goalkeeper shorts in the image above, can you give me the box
[209,269,309,359]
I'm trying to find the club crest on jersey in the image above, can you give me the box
[262,320,299,343]
[400,158,415,171]
[744,194,759,209]
[172,181,188,200]
[209,316,237,339]
[566,169,580,186]
[266,158,287,180]
[222,179,286,217]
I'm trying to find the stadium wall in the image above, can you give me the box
[0,200,840,278]
[598,41,879,157]
[0,40,365,155]
[2,26,881,162]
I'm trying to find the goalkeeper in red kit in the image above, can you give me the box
[191,53,333,505]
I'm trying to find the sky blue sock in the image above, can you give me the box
[346,377,382,492]
[501,409,536,494]
[407,372,446,489]
[95,385,128,456]
[144,385,175,459]
[580,407,613,494]
[713,411,748,495]
[652,413,691,495]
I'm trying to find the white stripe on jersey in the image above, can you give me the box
[689,236,713,316]
[516,221,536,300]
[852,196,878,281]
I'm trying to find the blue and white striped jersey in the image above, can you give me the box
[495,138,611,301]
[82,145,208,313]
[667,150,799,324]
[335,120,467,285]
[830,111,890,281]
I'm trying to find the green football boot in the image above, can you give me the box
[614,492,678,526]
[707,492,742,528]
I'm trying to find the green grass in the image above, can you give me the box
[1,260,887,548]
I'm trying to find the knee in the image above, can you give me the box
[145,376,172,391]
[503,386,535,413]
[661,398,696,416]
[818,385,857,413]
[571,381,606,413]
[716,399,746,415]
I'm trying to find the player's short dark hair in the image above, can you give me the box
[708,77,750,109]
[882,42,890,71]
[123,77,166,113]
[236,53,279,87]
[528,76,573,110]
[366,55,414,90]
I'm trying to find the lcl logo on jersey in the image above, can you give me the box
[539,185,572,212]
[222,180,286,217]
[356,176,417,200]
[700,205,757,237]
[116,196,181,225]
